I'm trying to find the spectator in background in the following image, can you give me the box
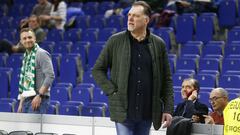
[174,78,209,123]
[0,15,46,54]
[21,0,52,28]
[32,0,52,16]
[39,0,67,30]
[204,87,228,125]
[17,28,54,114]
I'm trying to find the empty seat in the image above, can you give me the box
[218,75,240,89]
[81,105,106,117]
[46,29,64,42]
[98,27,117,42]
[222,58,240,74]
[87,45,104,70]
[82,2,99,16]
[81,28,99,43]
[71,42,88,70]
[59,53,83,86]
[71,87,91,105]
[92,87,108,103]
[6,53,23,69]
[218,0,237,28]
[198,58,221,73]
[0,68,12,98]
[75,15,90,30]
[50,87,70,103]
[153,27,176,51]
[89,15,106,29]
[106,15,123,31]
[63,28,81,43]
[176,58,198,72]
[198,92,210,108]
[59,104,80,116]
[194,74,217,88]
[227,29,240,43]
[196,16,213,43]
[175,15,195,44]
[0,102,13,112]
[225,45,240,56]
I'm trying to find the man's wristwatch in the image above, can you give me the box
[38,93,44,98]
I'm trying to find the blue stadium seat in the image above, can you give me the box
[196,15,215,43]
[218,0,237,28]
[52,41,72,55]
[71,87,91,105]
[46,29,64,42]
[225,45,240,56]
[47,100,61,114]
[82,2,99,16]
[10,68,20,98]
[106,15,123,31]
[218,75,240,89]
[153,27,175,51]
[176,58,197,72]
[98,27,117,42]
[0,53,8,67]
[0,68,12,98]
[198,58,221,73]
[198,92,210,108]
[92,87,108,103]
[87,45,104,70]
[50,87,70,103]
[89,15,106,29]
[59,104,80,116]
[81,28,99,43]
[180,45,201,56]
[63,28,81,43]
[40,41,55,54]
[194,74,217,88]
[59,53,83,86]
[75,15,90,30]
[51,53,62,85]
[98,1,115,15]
[175,14,195,44]
[172,73,193,87]
[174,91,182,106]
[227,29,240,43]
[81,105,106,117]
[222,58,240,74]
[6,53,23,69]
[201,45,223,57]
[0,102,13,112]
[72,42,89,71]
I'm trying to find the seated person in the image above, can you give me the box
[204,87,228,125]
[0,15,46,54]
[173,78,209,122]
[39,0,67,30]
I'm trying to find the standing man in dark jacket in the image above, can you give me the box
[92,1,174,135]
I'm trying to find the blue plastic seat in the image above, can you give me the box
[71,86,91,105]
[59,53,83,86]
[175,15,195,44]
[218,0,237,28]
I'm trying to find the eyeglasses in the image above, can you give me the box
[209,96,224,103]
